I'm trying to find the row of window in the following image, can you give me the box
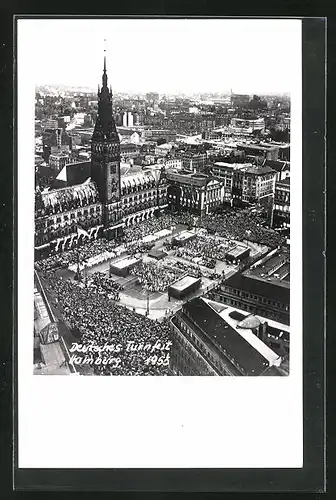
[120,182,158,196]
[222,287,289,310]
[43,206,101,226]
[172,323,216,375]
[176,318,233,375]
[214,294,290,322]
[122,191,158,203]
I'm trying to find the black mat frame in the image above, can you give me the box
[9,15,326,493]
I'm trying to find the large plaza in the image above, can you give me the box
[49,219,269,321]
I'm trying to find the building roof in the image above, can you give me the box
[174,230,195,242]
[265,159,290,172]
[148,249,168,260]
[112,257,139,269]
[238,143,278,151]
[41,179,99,208]
[120,163,143,176]
[277,177,290,187]
[237,314,261,330]
[226,245,250,259]
[55,161,91,187]
[117,128,138,136]
[166,170,214,187]
[229,310,246,321]
[36,165,55,178]
[224,272,290,305]
[244,165,276,176]
[120,143,138,150]
[170,275,200,292]
[183,297,269,375]
[120,171,157,188]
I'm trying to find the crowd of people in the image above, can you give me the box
[122,214,176,243]
[41,271,172,375]
[87,272,123,301]
[35,238,122,272]
[130,260,183,292]
[126,240,155,255]
[168,259,203,278]
[201,209,286,248]
[173,234,237,269]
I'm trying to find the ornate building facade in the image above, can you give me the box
[34,56,168,259]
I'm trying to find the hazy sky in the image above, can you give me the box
[18,18,301,94]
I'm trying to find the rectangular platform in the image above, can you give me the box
[110,256,140,277]
[168,275,201,300]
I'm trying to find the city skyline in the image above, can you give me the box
[20,18,301,95]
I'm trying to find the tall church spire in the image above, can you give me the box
[102,39,108,88]
[91,44,118,143]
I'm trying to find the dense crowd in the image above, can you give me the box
[173,234,236,269]
[41,272,172,375]
[201,209,286,248]
[126,240,155,255]
[87,271,123,301]
[35,207,283,275]
[35,238,121,272]
[130,260,182,292]
[122,214,176,243]
[168,259,203,278]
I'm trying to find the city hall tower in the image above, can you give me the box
[91,53,121,229]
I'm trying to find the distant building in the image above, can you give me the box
[117,128,142,143]
[166,170,223,215]
[41,118,58,129]
[146,92,159,103]
[264,159,290,182]
[272,177,290,229]
[42,128,72,162]
[122,111,134,127]
[57,116,71,128]
[144,129,176,143]
[35,165,56,190]
[230,94,251,106]
[182,152,207,173]
[120,143,140,159]
[209,249,290,325]
[68,127,94,146]
[164,158,182,170]
[155,143,173,157]
[212,162,277,206]
[49,152,70,172]
[237,143,280,161]
[277,144,290,161]
[231,117,265,132]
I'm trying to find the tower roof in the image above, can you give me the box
[92,53,119,143]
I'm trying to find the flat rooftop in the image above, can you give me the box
[203,299,282,367]
[170,275,200,292]
[226,245,249,258]
[183,297,269,375]
[112,257,139,269]
[246,249,290,285]
[225,272,290,304]
[174,230,195,241]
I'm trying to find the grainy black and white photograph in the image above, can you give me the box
[17,15,305,471]
[31,18,292,377]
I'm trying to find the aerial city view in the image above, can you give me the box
[33,39,290,376]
